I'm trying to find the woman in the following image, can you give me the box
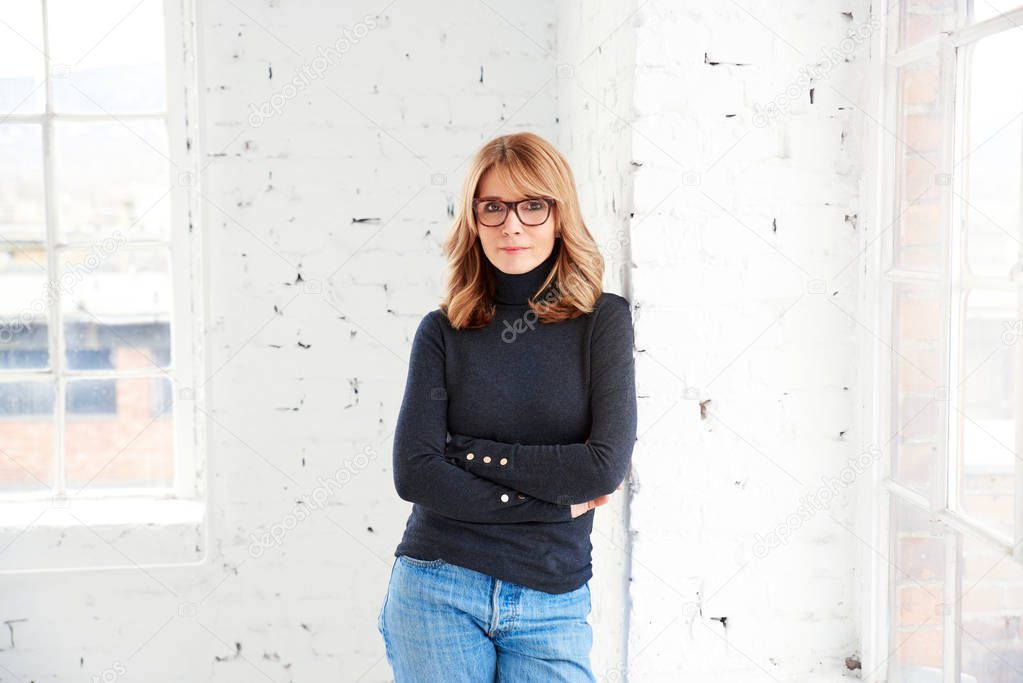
[377,131,637,682]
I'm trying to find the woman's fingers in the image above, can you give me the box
[573,493,615,517]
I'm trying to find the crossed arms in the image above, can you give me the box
[390,297,637,524]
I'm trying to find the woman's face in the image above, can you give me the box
[474,170,557,275]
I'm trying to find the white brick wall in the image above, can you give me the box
[196,3,561,681]
[0,1,873,681]
[555,0,638,677]
[625,1,871,681]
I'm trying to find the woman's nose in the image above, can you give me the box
[502,213,524,235]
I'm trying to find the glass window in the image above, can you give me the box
[0,2,187,498]
[890,497,946,679]
[961,30,1023,277]
[958,289,1017,537]
[881,2,1023,680]
[893,56,946,272]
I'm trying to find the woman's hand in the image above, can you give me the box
[570,495,609,518]
[568,481,624,518]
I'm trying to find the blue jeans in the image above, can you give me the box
[377,554,597,682]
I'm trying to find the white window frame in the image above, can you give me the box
[861,1,1023,680]
[0,0,208,571]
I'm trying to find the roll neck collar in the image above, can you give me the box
[490,239,561,305]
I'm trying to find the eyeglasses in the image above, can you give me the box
[473,197,554,228]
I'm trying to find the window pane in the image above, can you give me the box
[65,376,174,490]
[960,534,1023,681]
[894,57,946,272]
[890,497,945,679]
[0,1,44,115]
[59,248,172,371]
[54,120,171,244]
[0,245,50,370]
[959,289,1017,537]
[892,283,947,494]
[47,0,166,114]
[962,29,1023,277]
[0,124,46,241]
[0,379,54,493]
[971,1,1023,22]
[898,0,958,50]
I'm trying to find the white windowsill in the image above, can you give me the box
[0,496,207,572]
[0,496,206,529]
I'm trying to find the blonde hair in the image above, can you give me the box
[440,132,604,330]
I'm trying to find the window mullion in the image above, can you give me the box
[39,0,66,498]
[1015,110,1023,564]
[949,5,1023,47]
[936,33,959,516]
[942,29,964,683]
[942,529,962,683]
[889,38,940,66]
[936,506,1014,552]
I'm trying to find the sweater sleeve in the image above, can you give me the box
[449,295,637,505]
[392,310,574,523]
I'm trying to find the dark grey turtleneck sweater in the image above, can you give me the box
[390,238,637,594]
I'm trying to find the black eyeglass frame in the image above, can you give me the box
[472,196,555,227]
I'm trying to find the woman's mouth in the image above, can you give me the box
[500,247,529,252]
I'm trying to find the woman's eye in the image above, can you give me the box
[483,202,502,212]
